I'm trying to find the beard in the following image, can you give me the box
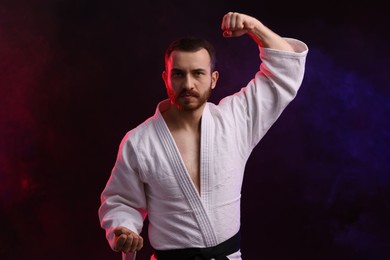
[169,84,213,111]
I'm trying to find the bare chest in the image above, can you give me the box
[171,132,200,193]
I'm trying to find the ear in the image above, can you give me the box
[211,71,219,89]
[162,71,168,86]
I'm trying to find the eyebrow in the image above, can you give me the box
[171,68,207,73]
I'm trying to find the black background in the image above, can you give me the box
[1,1,389,259]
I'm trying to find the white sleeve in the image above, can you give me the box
[218,38,308,156]
[98,132,147,251]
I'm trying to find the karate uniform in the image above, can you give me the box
[98,38,308,260]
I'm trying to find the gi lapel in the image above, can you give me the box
[154,103,218,246]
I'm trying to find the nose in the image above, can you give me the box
[183,74,194,90]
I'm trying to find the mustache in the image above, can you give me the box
[179,90,199,97]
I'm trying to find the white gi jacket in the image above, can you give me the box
[99,38,308,260]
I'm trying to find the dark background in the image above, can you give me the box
[1,0,389,259]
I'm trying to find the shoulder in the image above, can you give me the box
[120,115,158,147]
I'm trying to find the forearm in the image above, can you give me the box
[248,21,294,52]
[221,12,295,52]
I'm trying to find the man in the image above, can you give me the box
[99,11,308,260]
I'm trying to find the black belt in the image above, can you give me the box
[153,231,240,260]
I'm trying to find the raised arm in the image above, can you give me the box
[221,12,294,52]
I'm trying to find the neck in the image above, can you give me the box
[163,103,205,131]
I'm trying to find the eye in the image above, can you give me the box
[172,71,183,77]
[194,71,205,77]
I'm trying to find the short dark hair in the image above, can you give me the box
[164,37,216,72]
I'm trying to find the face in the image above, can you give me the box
[162,48,219,111]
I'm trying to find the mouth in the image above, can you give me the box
[180,95,196,101]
